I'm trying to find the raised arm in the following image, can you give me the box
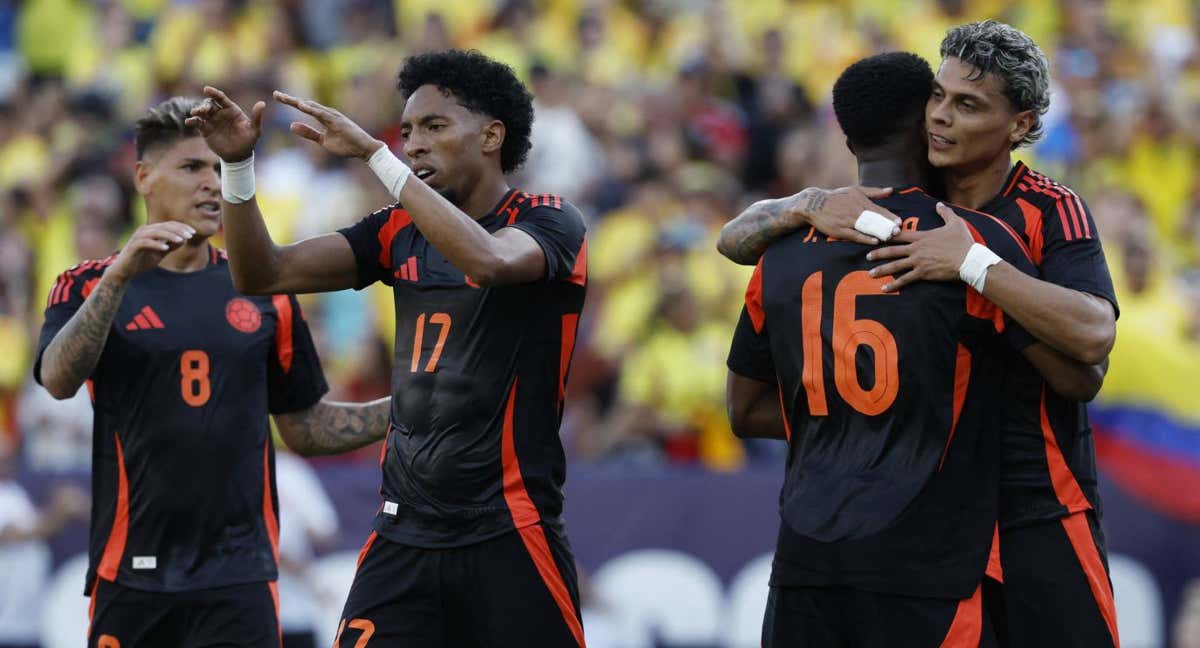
[271,91,550,286]
[186,87,360,295]
[717,186,899,264]
[39,222,195,398]
[273,397,391,457]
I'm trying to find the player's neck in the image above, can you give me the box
[857,158,927,191]
[943,154,1012,210]
[159,239,211,273]
[457,175,512,221]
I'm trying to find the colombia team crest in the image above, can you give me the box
[225,298,262,333]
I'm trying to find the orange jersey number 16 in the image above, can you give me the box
[800,270,899,416]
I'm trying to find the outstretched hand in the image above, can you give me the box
[272,91,384,161]
[185,86,264,163]
[865,202,974,292]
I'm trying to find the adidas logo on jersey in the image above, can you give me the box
[394,256,420,282]
[124,306,165,331]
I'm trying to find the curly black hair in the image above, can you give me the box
[134,96,203,160]
[832,52,934,151]
[397,50,534,174]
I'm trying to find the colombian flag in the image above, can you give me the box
[1089,284,1200,524]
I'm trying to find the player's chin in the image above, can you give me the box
[189,210,222,235]
[926,148,957,169]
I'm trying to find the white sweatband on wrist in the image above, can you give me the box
[367,145,412,200]
[220,154,255,204]
[854,210,899,241]
[958,243,1002,292]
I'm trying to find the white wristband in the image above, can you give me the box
[854,210,899,241]
[220,154,255,204]
[958,242,1002,292]
[367,145,412,200]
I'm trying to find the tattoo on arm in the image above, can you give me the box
[40,276,127,394]
[719,190,820,264]
[276,397,391,456]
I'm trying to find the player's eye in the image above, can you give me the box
[429,123,445,132]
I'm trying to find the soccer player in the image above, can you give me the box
[727,51,1042,646]
[35,97,391,648]
[186,50,588,647]
[719,21,1120,648]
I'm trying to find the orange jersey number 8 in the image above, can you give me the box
[180,350,211,407]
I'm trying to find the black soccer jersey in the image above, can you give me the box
[727,187,1038,599]
[338,189,587,548]
[34,247,328,594]
[979,161,1119,530]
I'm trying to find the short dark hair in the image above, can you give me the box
[940,20,1050,148]
[134,97,203,160]
[397,50,534,174]
[833,52,934,151]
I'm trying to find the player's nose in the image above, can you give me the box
[928,98,951,125]
[403,134,428,161]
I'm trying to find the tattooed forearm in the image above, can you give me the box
[275,397,391,456]
[717,189,819,265]
[40,274,128,398]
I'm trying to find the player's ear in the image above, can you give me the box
[133,160,153,195]
[481,119,505,157]
[1009,110,1034,147]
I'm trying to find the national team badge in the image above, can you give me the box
[226,298,262,333]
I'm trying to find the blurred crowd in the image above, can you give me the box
[0,0,1199,480]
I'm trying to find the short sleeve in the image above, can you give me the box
[726,262,774,381]
[1036,192,1119,318]
[337,204,406,290]
[727,307,775,382]
[267,294,329,414]
[506,198,587,284]
[33,265,106,386]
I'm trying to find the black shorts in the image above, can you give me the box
[336,524,584,647]
[88,578,280,648]
[997,510,1119,648]
[762,583,995,647]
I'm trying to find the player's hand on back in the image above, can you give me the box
[185,85,265,163]
[804,185,901,245]
[273,91,384,161]
[109,222,195,282]
[866,202,974,292]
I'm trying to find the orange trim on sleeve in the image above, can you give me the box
[1015,198,1045,265]
[746,259,765,333]
[97,434,129,581]
[376,209,412,269]
[567,240,587,286]
[271,295,294,374]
